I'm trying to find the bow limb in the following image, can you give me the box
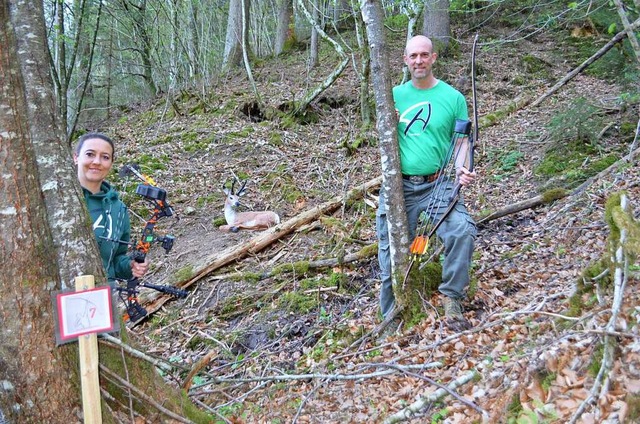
[422,35,479,243]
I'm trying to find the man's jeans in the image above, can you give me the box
[377,178,477,318]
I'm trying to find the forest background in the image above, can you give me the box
[1,0,640,422]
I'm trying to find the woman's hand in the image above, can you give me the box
[131,259,150,278]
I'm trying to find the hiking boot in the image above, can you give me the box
[442,297,471,331]
[442,296,464,319]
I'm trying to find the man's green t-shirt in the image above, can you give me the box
[393,80,469,176]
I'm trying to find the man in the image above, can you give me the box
[376,35,477,329]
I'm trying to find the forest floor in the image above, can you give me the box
[98,23,640,424]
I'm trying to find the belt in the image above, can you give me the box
[402,171,441,184]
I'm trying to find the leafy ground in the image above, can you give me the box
[98,23,640,424]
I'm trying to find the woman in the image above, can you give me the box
[74,133,149,281]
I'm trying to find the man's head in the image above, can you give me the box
[404,35,437,86]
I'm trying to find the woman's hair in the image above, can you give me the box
[75,133,115,159]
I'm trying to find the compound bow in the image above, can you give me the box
[117,164,188,323]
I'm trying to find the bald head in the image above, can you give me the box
[405,35,433,55]
[403,35,438,88]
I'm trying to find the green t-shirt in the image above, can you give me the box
[393,80,469,175]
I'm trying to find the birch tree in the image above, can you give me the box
[360,0,412,315]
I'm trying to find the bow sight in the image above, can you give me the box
[117,164,187,323]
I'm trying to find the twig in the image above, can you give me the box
[187,362,443,390]
[383,370,483,423]
[99,334,175,372]
[99,364,194,424]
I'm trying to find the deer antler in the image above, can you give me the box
[236,178,248,196]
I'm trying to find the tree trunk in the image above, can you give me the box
[360,0,412,311]
[333,0,351,28]
[4,2,207,422]
[422,0,450,50]
[223,0,250,69]
[310,0,319,67]
[274,0,293,55]
[0,2,82,421]
[353,3,372,124]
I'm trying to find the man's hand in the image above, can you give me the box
[131,259,149,278]
[456,167,476,186]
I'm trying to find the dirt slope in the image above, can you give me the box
[98,28,640,423]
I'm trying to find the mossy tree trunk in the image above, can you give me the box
[0,3,81,420]
[360,0,414,317]
[4,2,207,422]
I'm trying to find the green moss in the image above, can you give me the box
[213,216,227,227]
[625,393,640,422]
[541,188,567,203]
[521,54,551,77]
[172,265,194,283]
[273,260,310,276]
[278,291,318,314]
[395,260,441,325]
[136,153,168,171]
[588,342,605,377]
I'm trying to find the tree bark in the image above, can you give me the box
[10,0,104,290]
[0,2,81,420]
[309,0,319,67]
[274,0,293,55]
[422,0,450,49]
[5,2,207,422]
[360,0,412,311]
[223,0,250,69]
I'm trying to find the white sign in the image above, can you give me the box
[57,286,114,341]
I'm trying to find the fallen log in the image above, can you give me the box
[530,19,640,109]
[476,188,568,226]
[140,176,382,318]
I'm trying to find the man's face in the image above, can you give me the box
[404,39,437,81]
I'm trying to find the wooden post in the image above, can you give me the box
[75,275,102,423]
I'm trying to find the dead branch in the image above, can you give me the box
[530,18,640,109]
[208,242,378,282]
[570,193,638,423]
[99,364,194,424]
[99,334,176,372]
[383,370,483,424]
[187,362,443,391]
[476,189,569,225]
[141,176,382,317]
[477,145,640,226]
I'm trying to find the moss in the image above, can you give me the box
[273,260,310,276]
[521,54,551,77]
[97,341,211,422]
[172,265,194,283]
[606,191,640,258]
[213,216,227,227]
[625,393,640,422]
[541,188,567,203]
[395,260,441,324]
[136,153,168,171]
[278,291,318,314]
[587,342,605,377]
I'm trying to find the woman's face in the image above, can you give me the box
[74,138,114,190]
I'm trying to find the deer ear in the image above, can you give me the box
[223,188,230,195]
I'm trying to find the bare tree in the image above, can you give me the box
[422,0,450,49]
[275,0,294,55]
[223,0,251,69]
[360,0,411,313]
